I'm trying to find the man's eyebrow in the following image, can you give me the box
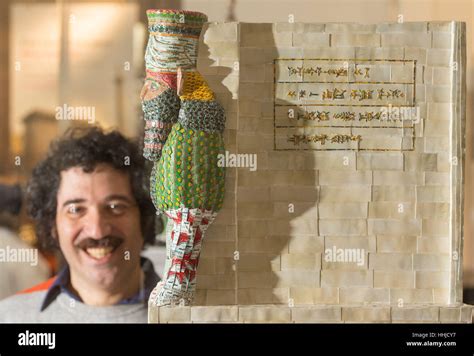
[105,195,135,204]
[61,199,86,208]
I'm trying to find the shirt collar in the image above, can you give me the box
[40,256,160,312]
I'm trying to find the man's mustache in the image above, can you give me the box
[75,236,124,250]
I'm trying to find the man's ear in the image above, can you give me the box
[51,225,58,240]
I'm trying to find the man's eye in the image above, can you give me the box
[67,205,83,215]
[108,203,126,214]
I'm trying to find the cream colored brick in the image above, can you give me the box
[236,187,270,202]
[331,33,380,47]
[205,290,236,305]
[270,186,319,202]
[290,287,339,304]
[392,307,439,322]
[424,137,449,153]
[200,241,236,258]
[373,171,423,185]
[427,102,451,120]
[369,202,415,219]
[293,32,330,47]
[359,136,402,150]
[391,63,415,82]
[381,33,430,47]
[319,171,372,185]
[422,219,449,237]
[377,235,417,253]
[308,152,357,170]
[434,288,449,304]
[238,220,269,238]
[273,202,318,218]
[355,47,404,60]
[291,306,342,323]
[416,271,450,288]
[424,172,449,185]
[460,306,473,323]
[237,253,279,272]
[340,288,389,304]
[417,186,450,202]
[319,219,367,236]
[321,270,372,287]
[424,119,450,136]
[269,217,317,235]
[327,23,377,32]
[390,289,434,304]
[237,202,273,219]
[322,251,368,270]
[368,219,421,235]
[426,85,451,103]
[288,236,324,254]
[197,274,236,290]
[274,270,320,288]
[320,186,371,203]
[377,23,428,32]
[302,47,355,59]
[240,64,266,83]
[272,287,291,303]
[373,187,416,204]
[239,306,291,323]
[238,272,274,288]
[240,23,292,47]
[414,254,450,271]
[369,253,413,270]
[159,306,192,323]
[437,152,451,172]
[281,253,321,270]
[404,153,438,171]
[318,203,368,219]
[428,22,453,32]
[237,289,288,305]
[432,67,452,85]
[374,271,415,288]
[405,48,426,64]
[325,236,376,252]
[239,236,288,256]
[417,237,450,253]
[342,307,391,322]
[427,49,452,66]
[192,289,207,304]
[416,203,449,219]
[191,306,238,322]
[439,308,461,322]
[203,23,238,42]
[357,152,403,170]
[197,258,216,274]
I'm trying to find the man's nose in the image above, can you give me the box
[82,207,113,239]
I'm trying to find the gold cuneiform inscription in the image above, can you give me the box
[274,58,416,151]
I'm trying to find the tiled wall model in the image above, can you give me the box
[149,21,472,323]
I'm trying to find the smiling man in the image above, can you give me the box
[0,127,159,323]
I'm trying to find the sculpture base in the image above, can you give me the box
[148,303,473,323]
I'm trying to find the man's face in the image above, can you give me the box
[55,163,143,291]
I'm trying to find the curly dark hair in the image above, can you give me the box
[26,126,156,250]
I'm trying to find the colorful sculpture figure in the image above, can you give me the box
[141,9,226,307]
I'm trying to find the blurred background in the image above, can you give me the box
[0,0,472,302]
